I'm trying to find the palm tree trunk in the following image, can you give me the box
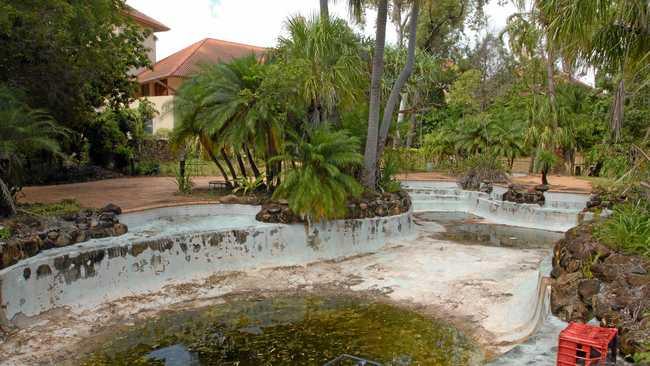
[200,137,232,187]
[320,0,329,19]
[244,145,261,178]
[0,176,16,217]
[545,44,558,129]
[362,0,389,189]
[611,77,625,143]
[201,141,233,187]
[405,90,420,147]
[235,151,248,179]
[221,148,239,183]
[377,1,419,159]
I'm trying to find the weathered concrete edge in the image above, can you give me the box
[408,188,591,232]
[0,210,414,324]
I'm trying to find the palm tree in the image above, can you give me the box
[376,0,419,161]
[0,86,67,216]
[171,55,281,188]
[362,0,389,188]
[277,15,365,126]
[538,0,650,142]
[273,127,363,223]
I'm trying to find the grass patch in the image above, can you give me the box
[158,160,223,177]
[19,199,82,217]
[594,202,650,259]
[0,227,10,240]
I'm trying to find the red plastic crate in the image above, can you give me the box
[557,322,618,366]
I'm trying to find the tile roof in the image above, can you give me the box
[137,38,266,84]
[124,6,170,32]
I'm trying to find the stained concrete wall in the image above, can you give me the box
[0,208,414,324]
[404,181,591,232]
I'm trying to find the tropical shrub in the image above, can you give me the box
[457,154,509,190]
[595,203,650,259]
[273,128,363,222]
[0,85,67,216]
[534,149,559,185]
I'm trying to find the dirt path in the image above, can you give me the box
[19,173,592,212]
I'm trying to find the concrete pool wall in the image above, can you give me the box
[404,181,592,232]
[0,205,414,324]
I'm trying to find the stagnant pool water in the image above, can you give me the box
[415,212,564,249]
[80,295,479,366]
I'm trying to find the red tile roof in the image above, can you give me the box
[124,6,170,32]
[137,38,266,84]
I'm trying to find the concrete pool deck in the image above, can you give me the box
[0,217,552,365]
[18,174,593,212]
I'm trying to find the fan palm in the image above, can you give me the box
[277,15,365,126]
[0,86,67,216]
[273,127,363,223]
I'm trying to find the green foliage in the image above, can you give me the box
[173,167,193,195]
[86,102,156,170]
[0,0,151,132]
[595,203,650,259]
[0,227,11,240]
[0,85,67,202]
[21,199,81,217]
[276,15,366,122]
[458,154,509,190]
[233,175,265,196]
[273,128,363,222]
[134,161,160,176]
[534,149,559,174]
[378,151,403,193]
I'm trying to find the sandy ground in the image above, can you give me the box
[19,173,592,212]
[0,219,550,366]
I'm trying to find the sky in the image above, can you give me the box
[127,0,518,61]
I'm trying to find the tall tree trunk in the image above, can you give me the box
[405,90,420,148]
[235,151,248,179]
[0,176,16,217]
[362,0,389,189]
[376,1,419,160]
[544,44,558,129]
[244,144,261,179]
[320,0,329,19]
[611,77,625,143]
[220,148,239,183]
[200,139,232,187]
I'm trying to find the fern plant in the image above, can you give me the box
[273,127,363,223]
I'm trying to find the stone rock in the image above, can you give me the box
[219,194,240,204]
[578,279,601,300]
[112,223,128,236]
[101,203,122,215]
[54,232,71,247]
[502,186,545,205]
[47,230,59,241]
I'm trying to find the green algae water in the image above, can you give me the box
[81,295,479,366]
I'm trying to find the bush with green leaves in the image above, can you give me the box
[273,128,363,222]
[0,85,67,216]
[534,149,559,185]
[595,202,650,259]
[457,154,509,190]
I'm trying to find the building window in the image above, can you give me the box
[154,79,168,96]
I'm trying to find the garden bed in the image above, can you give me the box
[256,190,412,224]
[0,202,128,270]
[551,223,650,362]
